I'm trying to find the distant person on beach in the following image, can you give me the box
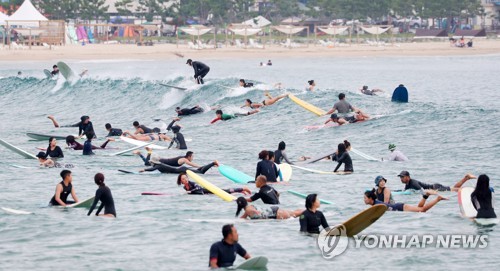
[51,65,59,76]
[383,144,408,161]
[210,109,258,124]
[398,171,475,192]
[467,39,473,48]
[176,105,204,116]
[241,93,288,109]
[87,173,116,218]
[325,93,370,119]
[186,59,210,84]
[267,60,272,66]
[105,123,123,137]
[364,189,448,212]
[209,224,251,268]
[49,170,79,206]
[239,79,254,88]
[360,85,383,96]
[306,80,315,91]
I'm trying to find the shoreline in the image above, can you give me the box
[0,39,499,61]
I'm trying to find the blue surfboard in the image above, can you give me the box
[218,164,253,184]
[391,84,408,103]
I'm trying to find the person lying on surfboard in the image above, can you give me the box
[175,105,204,116]
[66,135,113,151]
[210,109,259,124]
[300,194,330,234]
[364,189,448,212]
[105,123,123,137]
[239,79,254,88]
[132,121,153,134]
[121,130,171,142]
[136,150,200,167]
[398,170,475,192]
[47,115,96,139]
[325,93,370,120]
[177,172,251,195]
[49,170,79,206]
[360,85,383,96]
[140,156,219,174]
[36,152,74,168]
[236,197,303,220]
[88,173,116,218]
[471,174,497,219]
[241,93,289,109]
[325,113,364,126]
[209,224,251,268]
[245,176,280,205]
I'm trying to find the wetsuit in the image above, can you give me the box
[166,120,187,150]
[404,178,450,191]
[177,107,204,116]
[209,240,246,268]
[83,140,94,155]
[51,70,59,76]
[250,185,280,204]
[299,209,329,234]
[49,181,74,205]
[255,160,278,182]
[68,140,109,151]
[138,125,152,134]
[249,205,279,219]
[343,115,358,123]
[374,199,404,211]
[274,149,293,165]
[79,121,96,138]
[183,181,244,195]
[107,128,123,137]
[192,61,210,84]
[361,89,375,95]
[144,162,216,174]
[333,100,353,114]
[375,187,394,204]
[471,192,497,219]
[87,186,116,217]
[333,152,353,172]
[243,83,254,88]
[44,146,64,158]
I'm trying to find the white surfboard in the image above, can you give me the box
[290,164,337,175]
[230,256,268,270]
[0,138,37,159]
[120,136,168,150]
[110,142,154,156]
[458,187,498,225]
[350,148,379,161]
[1,207,33,215]
[278,163,292,182]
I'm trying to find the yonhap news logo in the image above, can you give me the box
[317,232,489,259]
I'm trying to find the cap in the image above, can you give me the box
[388,144,396,151]
[186,59,192,64]
[397,170,410,177]
[36,151,46,158]
[374,175,386,186]
[330,114,339,120]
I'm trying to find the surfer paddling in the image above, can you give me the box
[136,151,218,174]
[210,109,258,124]
[399,171,475,192]
[177,172,251,195]
[241,93,289,109]
[209,224,251,268]
[364,189,448,212]
[236,197,303,219]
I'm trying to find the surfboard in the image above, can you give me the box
[0,138,37,159]
[141,192,168,196]
[278,163,292,182]
[186,170,236,202]
[290,164,336,175]
[57,61,76,81]
[1,207,33,215]
[287,190,333,205]
[43,69,52,78]
[160,83,187,91]
[229,256,268,270]
[328,204,387,237]
[26,133,72,141]
[350,148,379,161]
[288,94,326,116]
[458,187,499,225]
[67,196,94,208]
[110,142,153,156]
[391,85,408,103]
[120,136,167,150]
[218,164,254,184]
[10,164,37,169]
[392,189,416,195]
[118,169,161,175]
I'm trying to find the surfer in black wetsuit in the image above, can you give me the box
[132,121,152,134]
[299,194,329,234]
[471,174,497,219]
[167,118,187,150]
[78,116,96,139]
[105,123,123,136]
[274,141,293,165]
[51,65,59,76]
[209,224,251,268]
[364,189,448,212]
[186,59,209,84]
[43,137,64,159]
[255,150,278,182]
[49,170,79,206]
[88,173,116,218]
[398,171,475,192]
[138,151,218,174]
[332,142,352,173]
[175,105,204,116]
[245,175,280,204]
[177,172,251,195]
[66,135,112,151]
[239,79,254,88]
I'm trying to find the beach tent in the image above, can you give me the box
[6,0,47,27]
[271,25,308,48]
[453,29,486,39]
[177,25,215,49]
[227,24,263,48]
[0,11,9,25]
[242,16,271,28]
[414,29,448,39]
[359,25,392,42]
[316,25,350,45]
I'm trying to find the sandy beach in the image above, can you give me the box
[1,39,499,61]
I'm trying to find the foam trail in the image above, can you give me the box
[158,89,185,109]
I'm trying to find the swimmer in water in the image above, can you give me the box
[209,224,251,268]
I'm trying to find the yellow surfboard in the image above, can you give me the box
[186,170,236,202]
[288,94,326,116]
[328,204,387,237]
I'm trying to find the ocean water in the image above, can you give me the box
[0,54,499,270]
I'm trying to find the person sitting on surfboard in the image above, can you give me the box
[87,173,116,218]
[245,175,280,204]
[167,118,187,150]
[325,93,370,120]
[360,85,383,96]
[274,141,293,165]
[209,224,251,268]
[239,79,254,88]
[236,197,303,220]
[332,142,353,173]
[398,171,475,192]
[241,93,289,110]
[186,59,209,84]
[299,194,330,234]
[177,172,251,195]
[471,174,497,219]
[49,170,79,206]
[374,176,394,204]
[138,152,218,174]
[66,135,113,151]
[36,152,73,168]
[364,189,448,212]
[105,123,123,137]
[175,105,204,116]
[306,80,315,91]
[210,109,259,124]
[383,144,408,162]
[50,65,59,76]
[256,150,279,182]
[42,137,64,159]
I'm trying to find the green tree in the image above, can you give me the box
[115,0,134,16]
[79,0,109,21]
[0,0,24,15]
[35,0,79,20]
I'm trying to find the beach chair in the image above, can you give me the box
[235,39,244,48]
[199,39,215,49]
[288,38,300,48]
[188,41,199,49]
[249,38,263,49]
[318,40,328,46]
[11,41,26,50]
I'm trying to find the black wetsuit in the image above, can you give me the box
[51,70,59,76]
[192,61,210,84]
[68,140,109,151]
[375,199,404,212]
[177,107,204,116]
[88,186,116,217]
[144,162,216,174]
[183,181,243,195]
[333,151,353,172]
[250,185,280,204]
[209,240,246,268]
[299,209,329,234]
[83,140,94,155]
[49,181,74,205]
[167,120,187,149]
[255,160,278,182]
[107,128,123,137]
[404,178,450,191]
[138,125,152,134]
[471,192,497,219]
[44,146,64,158]
[79,121,96,138]
[243,83,254,88]
[274,149,293,165]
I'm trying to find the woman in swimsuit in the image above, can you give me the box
[242,93,289,109]
[122,131,171,142]
[364,189,448,212]
[235,197,302,220]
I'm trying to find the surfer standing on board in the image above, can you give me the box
[186,59,210,84]
[209,224,251,268]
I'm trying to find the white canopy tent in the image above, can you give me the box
[0,12,9,25]
[271,25,308,48]
[227,24,263,48]
[359,25,392,42]
[315,26,350,46]
[6,0,48,27]
[177,25,216,49]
